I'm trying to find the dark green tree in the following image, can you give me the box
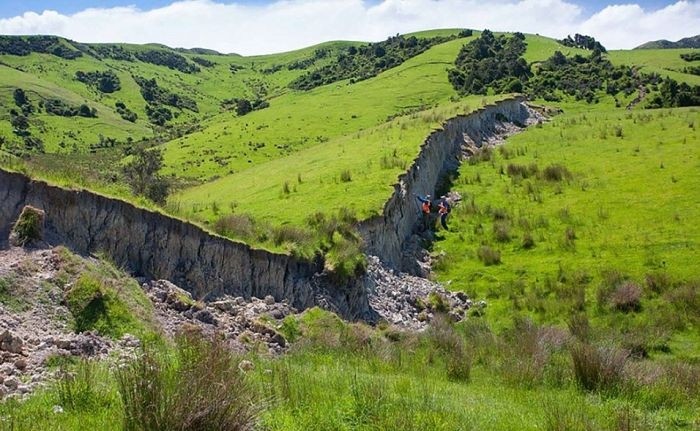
[122,147,170,204]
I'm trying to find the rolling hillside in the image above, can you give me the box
[1,28,699,431]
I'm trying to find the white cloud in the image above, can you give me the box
[0,0,697,54]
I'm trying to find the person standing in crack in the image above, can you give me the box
[438,195,451,230]
[415,193,432,232]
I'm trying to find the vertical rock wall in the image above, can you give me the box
[0,169,369,318]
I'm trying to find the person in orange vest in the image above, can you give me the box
[437,196,451,230]
[415,194,432,231]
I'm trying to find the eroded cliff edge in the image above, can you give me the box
[0,170,370,318]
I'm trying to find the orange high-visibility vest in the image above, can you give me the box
[438,203,448,215]
[422,201,431,214]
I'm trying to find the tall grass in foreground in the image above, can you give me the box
[116,331,262,431]
[1,310,699,430]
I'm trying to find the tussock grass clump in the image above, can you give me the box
[468,146,493,164]
[340,169,352,182]
[499,319,569,388]
[428,315,472,382]
[493,221,511,242]
[522,231,535,249]
[610,282,642,313]
[644,271,673,295]
[570,343,628,392]
[9,205,45,246]
[57,360,114,413]
[213,214,256,240]
[117,331,262,431]
[506,162,538,179]
[477,245,501,266]
[541,164,572,182]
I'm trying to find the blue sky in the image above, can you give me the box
[0,0,680,19]
[0,0,697,54]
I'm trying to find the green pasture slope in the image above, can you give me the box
[170,34,587,228]
[608,48,700,86]
[432,97,699,346]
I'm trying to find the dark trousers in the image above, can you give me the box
[440,213,448,230]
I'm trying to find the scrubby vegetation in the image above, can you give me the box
[0,35,82,59]
[133,76,198,113]
[133,49,200,74]
[2,309,698,429]
[289,33,461,90]
[121,146,171,204]
[75,70,121,93]
[448,30,530,95]
[449,30,700,108]
[558,33,606,52]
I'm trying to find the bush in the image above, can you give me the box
[117,331,262,431]
[9,205,44,246]
[570,343,628,392]
[477,245,501,266]
[122,147,170,204]
[611,282,642,313]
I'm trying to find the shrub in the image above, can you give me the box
[9,205,44,246]
[117,331,262,431]
[610,282,642,313]
[477,245,501,266]
[570,343,628,392]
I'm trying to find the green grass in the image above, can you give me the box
[4,309,698,430]
[608,48,700,86]
[172,96,505,229]
[56,247,158,340]
[431,103,700,346]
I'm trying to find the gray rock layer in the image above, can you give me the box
[357,97,533,271]
[0,170,368,318]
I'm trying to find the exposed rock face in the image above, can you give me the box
[357,97,538,272]
[0,169,369,319]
